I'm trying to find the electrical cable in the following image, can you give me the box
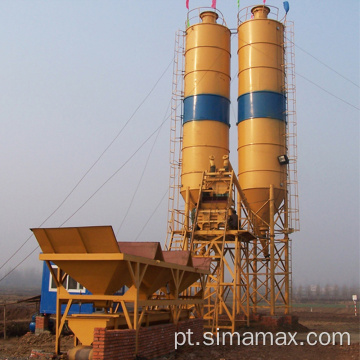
[0,58,173,274]
[296,72,360,111]
[134,187,169,241]
[293,42,359,89]
[0,233,33,272]
[59,115,170,227]
[0,246,39,283]
[0,113,171,283]
[115,99,171,237]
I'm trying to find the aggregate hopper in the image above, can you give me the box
[32,226,209,352]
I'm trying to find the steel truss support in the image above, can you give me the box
[193,233,251,332]
[167,169,292,333]
[180,170,255,332]
[242,184,291,316]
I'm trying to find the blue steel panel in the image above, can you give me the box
[40,261,54,314]
[183,94,230,125]
[40,262,94,315]
[237,91,286,123]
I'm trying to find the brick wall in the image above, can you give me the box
[29,349,56,359]
[35,315,49,334]
[92,318,203,360]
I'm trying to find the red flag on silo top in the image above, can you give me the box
[211,0,216,9]
[186,0,189,9]
[263,0,266,3]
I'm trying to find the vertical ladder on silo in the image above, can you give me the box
[284,21,300,233]
[284,21,298,311]
[166,30,185,251]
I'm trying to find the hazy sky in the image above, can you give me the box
[0,0,359,289]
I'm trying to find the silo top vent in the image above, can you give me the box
[251,5,270,19]
[200,11,218,24]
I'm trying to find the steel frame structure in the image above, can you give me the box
[242,185,292,316]
[166,166,294,331]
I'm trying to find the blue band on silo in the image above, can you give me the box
[183,94,230,126]
[237,91,286,123]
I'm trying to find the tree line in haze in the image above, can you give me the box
[293,283,359,302]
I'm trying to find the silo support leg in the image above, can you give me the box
[284,237,290,314]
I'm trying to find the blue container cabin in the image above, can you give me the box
[40,262,124,315]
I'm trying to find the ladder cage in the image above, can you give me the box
[166,30,186,249]
[284,21,300,233]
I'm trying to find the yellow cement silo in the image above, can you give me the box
[237,5,287,230]
[181,10,231,205]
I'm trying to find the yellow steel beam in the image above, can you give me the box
[45,261,60,288]
[120,301,133,329]
[138,299,203,307]
[59,299,72,337]
[39,253,209,273]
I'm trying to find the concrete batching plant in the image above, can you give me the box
[166,3,299,332]
[32,2,299,358]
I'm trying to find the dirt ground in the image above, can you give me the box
[0,295,359,360]
[170,307,360,360]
